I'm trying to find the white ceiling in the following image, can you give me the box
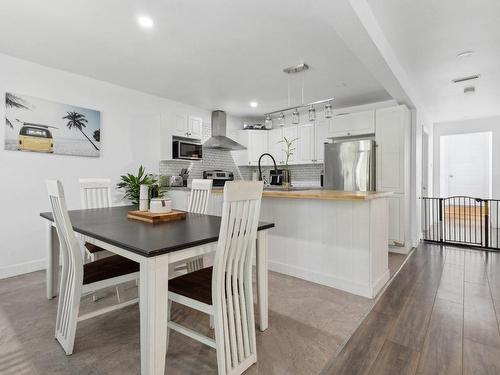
[0,0,391,118]
[367,0,500,123]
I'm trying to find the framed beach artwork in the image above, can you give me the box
[4,92,101,157]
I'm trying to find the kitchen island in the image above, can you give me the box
[168,188,392,298]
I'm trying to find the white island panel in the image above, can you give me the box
[168,188,390,298]
[260,196,388,298]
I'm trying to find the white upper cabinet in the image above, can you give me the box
[171,113,189,137]
[268,127,284,165]
[314,120,329,163]
[330,110,375,137]
[230,130,249,166]
[188,116,203,139]
[282,126,298,165]
[375,105,410,194]
[296,123,314,164]
[170,113,202,139]
[160,112,204,160]
[159,113,172,160]
[247,130,269,165]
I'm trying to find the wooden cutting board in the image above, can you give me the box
[127,209,187,224]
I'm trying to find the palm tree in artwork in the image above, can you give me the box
[5,93,29,129]
[62,111,99,151]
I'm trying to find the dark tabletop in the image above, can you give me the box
[40,206,274,258]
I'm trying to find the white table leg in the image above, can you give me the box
[256,230,269,331]
[46,222,59,300]
[140,255,169,375]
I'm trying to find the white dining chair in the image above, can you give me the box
[173,179,213,273]
[79,178,113,261]
[167,181,264,375]
[79,178,126,302]
[46,180,140,356]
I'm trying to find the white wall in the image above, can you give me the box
[433,116,500,199]
[410,108,433,247]
[0,53,211,278]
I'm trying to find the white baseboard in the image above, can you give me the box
[269,260,385,299]
[0,259,45,280]
[371,270,390,298]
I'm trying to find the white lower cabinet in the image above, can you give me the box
[387,194,405,246]
[167,189,223,217]
[167,190,189,211]
[207,193,223,216]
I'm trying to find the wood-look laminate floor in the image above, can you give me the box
[322,242,500,375]
[0,254,406,375]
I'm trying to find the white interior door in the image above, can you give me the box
[440,132,492,198]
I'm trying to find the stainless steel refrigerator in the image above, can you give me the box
[324,138,376,191]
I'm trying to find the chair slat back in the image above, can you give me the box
[212,181,263,373]
[187,179,213,214]
[46,180,84,340]
[79,178,112,209]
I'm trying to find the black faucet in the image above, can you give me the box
[258,153,278,183]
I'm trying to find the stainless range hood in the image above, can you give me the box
[203,110,246,150]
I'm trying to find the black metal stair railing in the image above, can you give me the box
[422,196,500,250]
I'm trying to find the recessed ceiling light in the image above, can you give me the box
[457,50,474,58]
[250,101,258,108]
[137,16,154,29]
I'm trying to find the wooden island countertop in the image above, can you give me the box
[212,188,393,201]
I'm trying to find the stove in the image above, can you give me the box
[202,170,234,187]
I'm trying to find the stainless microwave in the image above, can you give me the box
[172,139,203,160]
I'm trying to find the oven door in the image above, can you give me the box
[174,141,203,160]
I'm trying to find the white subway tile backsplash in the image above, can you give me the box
[159,122,323,185]
[159,148,242,182]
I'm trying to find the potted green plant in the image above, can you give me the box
[279,136,298,189]
[117,165,164,205]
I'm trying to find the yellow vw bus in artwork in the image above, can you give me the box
[18,123,54,153]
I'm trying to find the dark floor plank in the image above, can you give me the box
[388,281,438,352]
[368,340,419,375]
[322,311,395,375]
[435,263,464,304]
[464,281,500,348]
[463,339,500,375]
[373,250,435,318]
[443,247,465,266]
[415,298,463,375]
[487,267,500,301]
[464,251,488,284]
[323,244,500,375]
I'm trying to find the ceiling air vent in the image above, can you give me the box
[464,86,475,95]
[452,74,480,84]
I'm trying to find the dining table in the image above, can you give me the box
[40,205,274,375]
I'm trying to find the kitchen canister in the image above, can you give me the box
[150,198,172,214]
[139,184,149,212]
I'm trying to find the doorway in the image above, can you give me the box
[439,131,492,198]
